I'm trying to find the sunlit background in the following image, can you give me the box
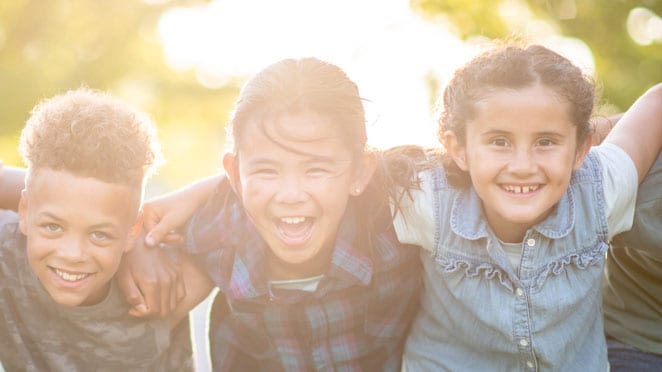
[0,0,660,370]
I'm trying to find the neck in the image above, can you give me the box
[266,252,331,280]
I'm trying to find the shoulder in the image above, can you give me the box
[0,210,24,264]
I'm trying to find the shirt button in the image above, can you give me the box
[526,361,534,368]
[516,288,524,296]
[526,238,536,247]
[519,339,529,347]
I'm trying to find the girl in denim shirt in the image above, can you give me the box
[395,45,662,371]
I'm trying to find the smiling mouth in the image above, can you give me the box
[502,184,540,194]
[51,267,93,282]
[276,216,314,245]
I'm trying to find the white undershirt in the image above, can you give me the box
[269,275,324,292]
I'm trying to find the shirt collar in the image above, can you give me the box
[199,197,374,301]
[450,186,575,241]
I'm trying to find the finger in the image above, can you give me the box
[159,270,173,317]
[144,222,176,247]
[163,232,185,246]
[175,264,187,303]
[129,304,150,318]
[169,265,179,313]
[117,270,146,309]
[141,280,161,317]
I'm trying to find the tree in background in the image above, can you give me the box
[412,0,661,111]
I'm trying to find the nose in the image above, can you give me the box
[58,235,87,262]
[508,146,537,175]
[274,174,309,204]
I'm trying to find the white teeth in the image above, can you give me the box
[281,217,306,224]
[504,185,538,194]
[55,269,90,282]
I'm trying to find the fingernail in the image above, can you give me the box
[145,235,154,246]
[137,304,148,313]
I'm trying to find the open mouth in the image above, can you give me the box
[276,216,314,245]
[50,267,93,282]
[501,184,540,194]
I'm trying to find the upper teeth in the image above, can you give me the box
[281,217,306,224]
[55,269,90,282]
[504,185,539,194]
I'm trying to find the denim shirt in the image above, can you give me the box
[403,151,611,372]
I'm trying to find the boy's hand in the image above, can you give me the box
[117,234,186,317]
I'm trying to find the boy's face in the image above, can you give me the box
[18,168,141,307]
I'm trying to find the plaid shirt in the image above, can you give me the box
[187,180,421,371]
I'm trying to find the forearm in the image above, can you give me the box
[591,113,623,146]
[0,165,26,211]
[168,252,214,328]
[605,83,662,182]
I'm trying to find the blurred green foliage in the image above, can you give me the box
[0,0,235,192]
[412,0,662,111]
[0,0,659,192]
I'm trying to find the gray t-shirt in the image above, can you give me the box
[0,210,193,371]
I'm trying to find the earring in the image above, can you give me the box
[353,187,361,195]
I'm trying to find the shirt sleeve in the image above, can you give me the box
[392,170,436,253]
[594,143,639,239]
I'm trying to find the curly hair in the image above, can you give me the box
[438,44,595,188]
[19,87,162,188]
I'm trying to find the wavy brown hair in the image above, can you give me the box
[438,44,595,188]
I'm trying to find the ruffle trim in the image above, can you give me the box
[530,242,608,291]
[432,241,608,293]
[433,253,514,292]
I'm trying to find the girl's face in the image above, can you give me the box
[224,110,375,279]
[445,84,591,243]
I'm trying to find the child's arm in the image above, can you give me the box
[591,114,622,146]
[605,83,662,182]
[119,174,226,317]
[166,251,215,329]
[143,174,223,247]
[117,237,187,317]
[0,164,25,211]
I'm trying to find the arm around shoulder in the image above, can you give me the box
[605,83,662,183]
[0,165,25,211]
[167,251,214,329]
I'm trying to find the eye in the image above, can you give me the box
[90,231,112,242]
[307,167,333,177]
[252,168,277,176]
[490,138,509,147]
[41,223,63,234]
[537,138,555,147]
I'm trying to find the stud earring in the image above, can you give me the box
[353,187,361,195]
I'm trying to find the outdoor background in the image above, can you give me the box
[0,0,660,370]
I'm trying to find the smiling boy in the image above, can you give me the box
[0,88,211,371]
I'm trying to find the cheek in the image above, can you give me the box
[97,246,126,271]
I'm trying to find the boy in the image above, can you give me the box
[0,88,212,371]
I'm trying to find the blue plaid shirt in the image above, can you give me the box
[186,179,421,371]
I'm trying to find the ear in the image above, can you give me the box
[572,135,592,171]
[18,189,28,235]
[124,210,144,253]
[349,152,378,196]
[443,130,469,171]
[222,153,242,196]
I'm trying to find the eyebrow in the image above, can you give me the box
[481,129,565,137]
[247,155,350,165]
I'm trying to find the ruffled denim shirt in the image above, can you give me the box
[402,151,612,372]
